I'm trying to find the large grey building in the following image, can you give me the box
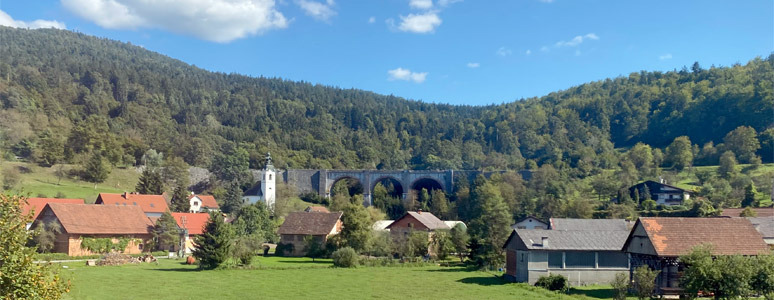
[503,219,630,285]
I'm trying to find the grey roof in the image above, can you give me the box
[511,229,629,251]
[550,218,629,231]
[748,217,774,238]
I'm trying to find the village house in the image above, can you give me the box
[386,211,450,238]
[623,217,769,295]
[372,220,394,232]
[95,192,169,219]
[277,211,343,256]
[22,197,83,229]
[31,203,153,256]
[512,216,549,230]
[171,212,211,254]
[305,206,330,213]
[188,193,219,213]
[503,219,631,285]
[747,217,774,247]
[627,180,691,206]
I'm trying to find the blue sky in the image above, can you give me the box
[1,0,772,105]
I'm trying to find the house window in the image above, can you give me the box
[598,252,628,268]
[548,252,563,268]
[269,174,272,180]
[520,253,525,262]
[133,202,137,205]
[138,243,143,250]
[565,251,595,268]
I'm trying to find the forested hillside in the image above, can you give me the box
[0,26,772,173]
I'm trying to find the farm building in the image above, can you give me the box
[623,217,769,295]
[503,219,630,285]
[386,211,450,238]
[627,181,691,206]
[22,197,83,229]
[277,211,343,256]
[31,203,153,256]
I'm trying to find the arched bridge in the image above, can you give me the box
[282,169,454,206]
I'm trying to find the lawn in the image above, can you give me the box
[3,161,140,202]
[59,257,598,300]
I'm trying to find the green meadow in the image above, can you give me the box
[57,257,619,300]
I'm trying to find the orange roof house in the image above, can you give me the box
[172,213,211,235]
[624,217,768,295]
[172,212,211,254]
[95,192,169,217]
[32,203,153,256]
[23,198,83,220]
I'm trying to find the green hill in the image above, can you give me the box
[0,26,771,173]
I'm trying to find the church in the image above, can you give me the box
[242,153,276,210]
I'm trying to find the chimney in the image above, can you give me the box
[123,192,128,198]
[417,209,422,214]
[541,237,549,248]
[191,191,195,196]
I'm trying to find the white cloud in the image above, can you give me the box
[525,49,531,55]
[437,0,462,6]
[387,67,428,83]
[368,16,376,23]
[397,12,441,33]
[296,0,337,22]
[409,0,433,10]
[540,46,550,52]
[539,0,554,3]
[61,0,288,43]
[466,62,480,68]
[0,9,66,29]
[659,53,673,60]
[554,33,599,47]
[496,47,512,56]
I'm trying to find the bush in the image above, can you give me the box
[633,265,659,300]
[611,272,629,300]
[274,243,294,257]
[535,274,568,292]
[331,247,358,268]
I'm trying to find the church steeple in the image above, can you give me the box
[264,152,275,171]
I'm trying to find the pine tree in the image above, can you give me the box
[193,212,234,269]
[742,183,758,208]
[170,185,190,212]
[468,181,512,269]
[430,190,449,219]
[153,212,180,252]
[136,168,164,195]
[83,151,111,183]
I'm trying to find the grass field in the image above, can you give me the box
[57,257,615,300]
[3,161,140,203]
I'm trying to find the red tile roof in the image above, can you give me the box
[189,194,219,209]
[23,198,83,220]
[278,211,343,235]
[38,203,153,235]
[96,193,168,213]
[720,207,774,218]
[631,217,768,257]
[171,213,211,235]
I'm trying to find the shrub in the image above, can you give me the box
[332,247,358,268]
[632,265,659,300]
[535,274,568,292]
[611,272,629,300]
[274,243,294,257]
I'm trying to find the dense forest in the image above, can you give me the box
[0,26,771,174]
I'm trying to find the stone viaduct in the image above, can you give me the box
[279,169,533,206]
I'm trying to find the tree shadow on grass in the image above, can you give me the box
[567,287,615,299]
[152,268,201,272]
[423,267,478,273]
[275,260,331,264]
[456,276,507,286]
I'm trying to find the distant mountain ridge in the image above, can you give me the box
[0,26,771,171]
